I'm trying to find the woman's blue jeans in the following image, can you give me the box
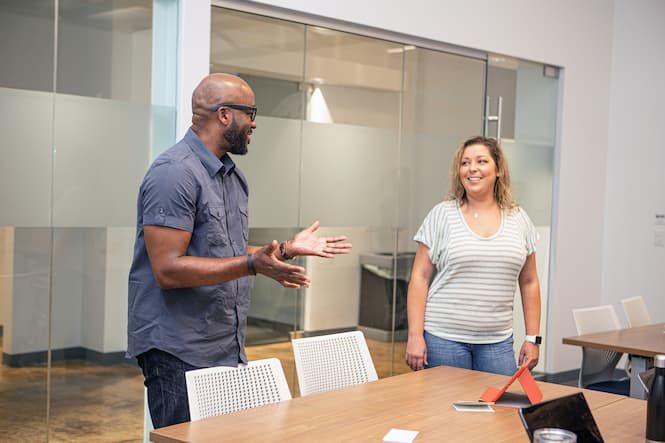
[424,331,518,376]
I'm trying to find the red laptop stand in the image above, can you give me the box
[480,359,543,405]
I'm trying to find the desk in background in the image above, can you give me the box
[564,322,665,399]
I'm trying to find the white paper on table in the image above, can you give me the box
[383,428,419,443]
[451,401,495,412]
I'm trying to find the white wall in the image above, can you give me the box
[233,117,302,228]
[52,93,151,227]
[0,227,15,348]
[0,7,53,92]
[601,0,665,324]
[303,226,395,331]
[80,229,106,353]
[0,87,150,356]
[0,88,53,227]
[103,228,135,353]
[176,0,211,137]
[3,227,130,357]
[9,229,51,354]
[398,48,486,251]
[252,0,616,373]
[0,4,150,101]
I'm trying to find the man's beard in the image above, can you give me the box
[224,120,249,155]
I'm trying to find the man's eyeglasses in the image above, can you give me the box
[210,103,257,121]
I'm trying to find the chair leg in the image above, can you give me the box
[144,387,153,442]
[629,356,649,400]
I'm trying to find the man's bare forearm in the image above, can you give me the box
[154,255,251,289]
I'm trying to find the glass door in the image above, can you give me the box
[210,7,307,394]
[209,6,558,392]
[393,47,487,375]
[299,25,404,380]
[210,6,491,388]
[486,54,559,373]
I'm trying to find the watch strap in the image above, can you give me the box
[525,335,542,345]
[246,254,256,275]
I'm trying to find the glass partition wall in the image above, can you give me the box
[211,6,558,390]
[210,9,306,394]
[49,2,158,441]
[0,1,174,441]
[300,26,403,380]
[393,47,487,375]
[0,3,56,440]
[486,55,559,373]
[0,3,558,441]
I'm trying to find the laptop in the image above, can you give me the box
[519,392,604,443]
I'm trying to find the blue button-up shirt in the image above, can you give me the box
[127,128,250,367]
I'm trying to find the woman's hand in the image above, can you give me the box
[405,335,428,371]
[518,341,539,370]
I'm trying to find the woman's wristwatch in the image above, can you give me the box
[525,335,542,345]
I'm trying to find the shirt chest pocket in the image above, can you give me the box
[207,206,228,246]
[239,206,248,242]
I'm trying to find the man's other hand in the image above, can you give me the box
[253,241,311,288]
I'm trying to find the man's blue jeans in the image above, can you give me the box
[424,331,518,376]
[137,348,203,429]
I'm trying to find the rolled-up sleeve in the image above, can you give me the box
[141,161,197,232]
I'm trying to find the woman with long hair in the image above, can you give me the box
[405,136,541,375]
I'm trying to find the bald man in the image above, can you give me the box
[127,74,351,428]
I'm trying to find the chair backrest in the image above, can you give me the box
[572,305,623,388]
[291,330,378,397]
[185,358,292,421]
[572,304,621,335]
[621,296,652,328]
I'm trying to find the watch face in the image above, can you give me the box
[527,336,542,345]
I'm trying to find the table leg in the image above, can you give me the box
[629,355,649,399]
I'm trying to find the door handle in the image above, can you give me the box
[484,95,503,140]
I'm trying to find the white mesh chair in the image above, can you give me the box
[185,358,291,421]
[143,387,153,443]
[621,296,652,327]
[291,331,378,397]
[573,305,629,395]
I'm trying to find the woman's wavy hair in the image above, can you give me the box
[447,136,517,211]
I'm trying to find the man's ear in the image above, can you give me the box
[215,108,231,126]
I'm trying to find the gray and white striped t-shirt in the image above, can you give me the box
[414,200,537,344]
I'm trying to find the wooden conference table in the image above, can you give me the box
[150,365,646,443]
[563,322,665,399]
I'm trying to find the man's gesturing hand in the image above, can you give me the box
[285,221,352,259]
[253,241,311,288]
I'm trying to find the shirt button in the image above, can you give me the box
[159,208,165,214]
